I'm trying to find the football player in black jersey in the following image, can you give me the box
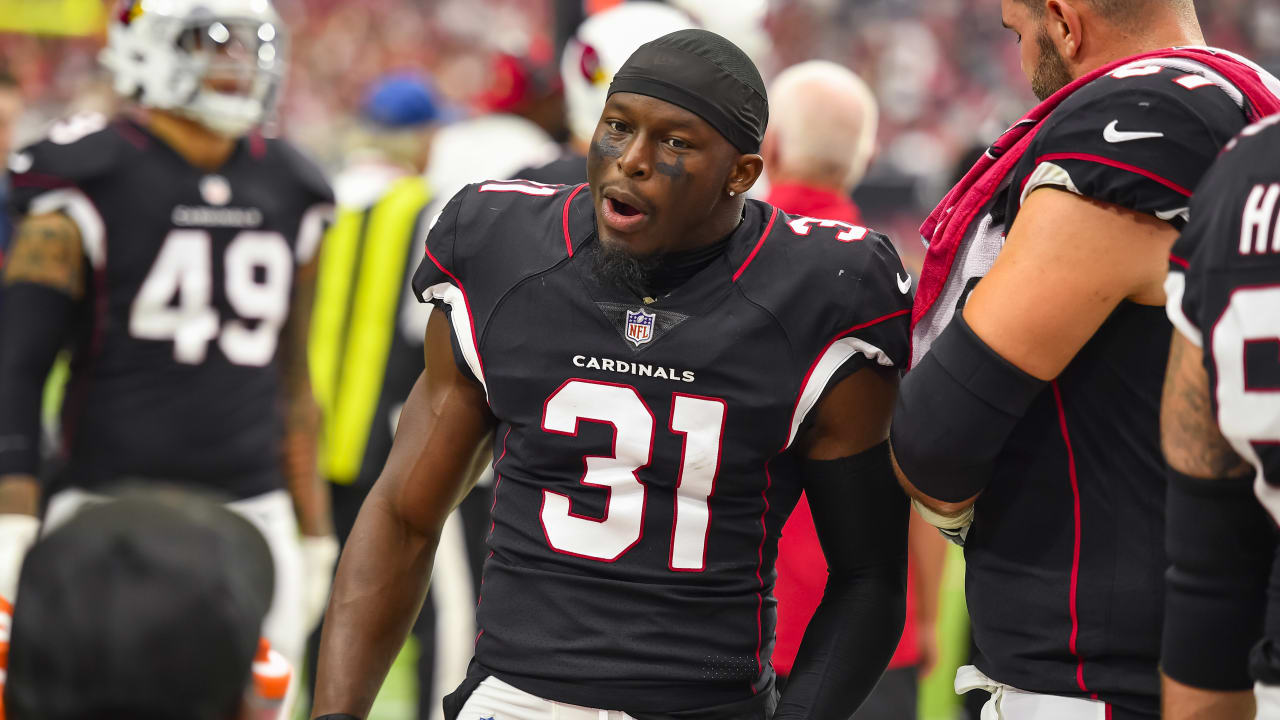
[0,0,336,707]
[1162,114,1280,719]
[891,1,1280,718]
[314,30,913,720]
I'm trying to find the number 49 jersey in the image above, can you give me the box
[9,115,333,497]
[1168,114,1280,522]
[412,181,911,713]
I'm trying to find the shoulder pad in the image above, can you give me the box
[737,204,912,370]
[449,179,583,262]
[1020,64,1247,223]
[1049,62,1246,144]
[10,113,127,189]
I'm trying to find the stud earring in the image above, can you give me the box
[729,190,736,197]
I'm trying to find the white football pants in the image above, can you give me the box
[458,676,638,720]
[43,487,307,713]
[955,665,1111,720]
[1258,682,1280,719]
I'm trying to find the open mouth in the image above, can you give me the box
[609,197,643,216]
[601,195,650,232]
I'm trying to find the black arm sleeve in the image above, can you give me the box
[774,441,909,720]
[0,284,74,476]
[1162,468,1275,690]
[891,312,1046,503]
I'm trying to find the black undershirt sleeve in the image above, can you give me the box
[0,284,74,476]
[774,441,909,720]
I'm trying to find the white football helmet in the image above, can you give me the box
[100,0,287,137]
[561,2,695,144]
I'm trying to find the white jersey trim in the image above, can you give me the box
[1164,271,1203,348]
[419,281,487,395]
[28,188,106,270]
[786,336,893,449]
[1020,161,1082,207]
[295,202,334,264]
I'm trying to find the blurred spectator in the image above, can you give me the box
[761,60,877,224]
[0,68,23,256]
[305,72,453,720]
[762,59,947,720]
[517,1,695,185]
[3,487,287,720]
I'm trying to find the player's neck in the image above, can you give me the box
[145,111,238,172]
[1076,18,1206,79]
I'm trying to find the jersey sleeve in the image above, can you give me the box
[833,232,913,371]
[1168,115,1280,352]
[1020,68,1246,227]
[410,185,484,386]
[776,223,913,449]
[7,116,120,269]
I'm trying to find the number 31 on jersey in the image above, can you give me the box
[541,379,726,572]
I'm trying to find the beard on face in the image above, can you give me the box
[593,236,661,296]
[1030,28,1074,101]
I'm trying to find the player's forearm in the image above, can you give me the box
[780,442,909,717]
[774,562,907,718]
[0,284,76,491]
[889,313,1043,510]
[1161,332,1251,479]
[908,513,945,626]
[1162,674,1256,720]
[282,395,332,536]
[312,491,438,717]
[280,252,331,536]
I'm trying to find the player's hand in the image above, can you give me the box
[301,534,340,631]
[911,498,972,547]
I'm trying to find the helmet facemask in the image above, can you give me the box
[172,17,287,136]
[102,1,288,138]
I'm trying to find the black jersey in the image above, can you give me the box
[1167,112,1280,686]
[1169,113,1280,530]
[8,115,333,498]
[411,180,911,713]
[958,63,1250,716]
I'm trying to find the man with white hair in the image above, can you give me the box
[517,1,694,185]
[761,60,878,221]
[763,60,946,720]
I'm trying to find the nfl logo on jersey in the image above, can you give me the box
[625,308,656,347]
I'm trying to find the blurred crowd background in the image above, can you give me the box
[2,1,1276,718]
[6,0,1278,265]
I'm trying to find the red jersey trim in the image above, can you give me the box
[1053,380,1091,693]
[1033,152,1194,198]
[732,206,780,283]
[562,184,588,258]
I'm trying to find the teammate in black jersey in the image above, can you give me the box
[314,30,912,720]
[1162,114,1280,720]
[891,1,1280,718]
[0,0,336,705]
